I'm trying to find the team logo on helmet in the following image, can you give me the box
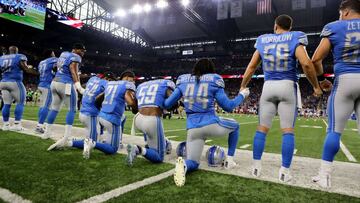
[165,139,172,155]
[206,145,225,167]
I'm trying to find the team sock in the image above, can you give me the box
[2,104,11,122]
[14,104,24,121]
[228,126,239,156]
[47,110,59,124]
[66,111,75,125]
[38,107,49,125]
[253,131,266,160]
[282,133,295,168]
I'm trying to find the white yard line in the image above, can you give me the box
[166,135,178,139]
[239,144,251,149]
[205,140,212,143]
[77,170,174,203]
[0,187,32,203]
[322,119,357,162]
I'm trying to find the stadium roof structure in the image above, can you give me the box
[100,0,341,47]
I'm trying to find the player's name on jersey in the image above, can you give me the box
[347,21,360,31]
[261,33,293,44]
[180,74,215,82]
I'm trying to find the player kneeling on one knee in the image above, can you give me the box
[164,58,249,187]
[126,78,176,166]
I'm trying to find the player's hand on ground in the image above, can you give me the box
[239,88,250,98]
[319,79,332,92]
[313,87,323,98]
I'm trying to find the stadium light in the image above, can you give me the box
[143,3,152,13]
[181,0,190,7]
[156,0,168,9]
[114,9,126,17]
[132,4,143,14]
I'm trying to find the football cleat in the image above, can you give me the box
[223,156,237,170]
[278,166,292,183]
[251,160,262,177]
[126,144,139,166]
[83,138,94,159]
[312,174,331,189]
[2,123,10,131]
[174,157,186,187]
[34,126,45,134]
[47,136,68,151]
[10,124,25,131]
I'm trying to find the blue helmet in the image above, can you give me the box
[176,141,186,158]
[165,139,172,155]
[206,145,225,167]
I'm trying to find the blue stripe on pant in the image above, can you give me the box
[14,82,25,121]
[38,87,52,124]
[65,86,76,125]
[144,117,165,163]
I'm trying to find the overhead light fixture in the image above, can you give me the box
[156,0,168,9]
[143,3,152,13]
[132,4,143,14]
[181,0,190,7]
[114,9,126,17]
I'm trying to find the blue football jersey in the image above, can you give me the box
[80,76,107,116]
[175,74,225,128]
[38,57,57,88]
[321,19,360,76]
[0,53,27,82]
[255,31,308,81]
[99,81,136,125]
[54,52,81,83]
[136,79,175,109]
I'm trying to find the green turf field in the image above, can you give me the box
[17,105,360,162]
[0,7,45,30]
[0,131,359,202]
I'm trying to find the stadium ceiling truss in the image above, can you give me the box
[48,0,148,47]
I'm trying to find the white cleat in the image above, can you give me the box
[34,126,45,134]
[312,174,331,189]
[278,166,292,183]
[83,138,94,159]
[251,160,262,177]
[2,123,10,131]
[223,156,237,170]
[47,137,68,151]
[174,157,186,187]
[10,124,25,131]
[42,130,52,140]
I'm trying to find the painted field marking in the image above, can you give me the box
[299,125,323,129]
[166,136,178,139]
[322,119,357,162]
[0,187,32,203]
[293,149,298,155]
[205,140,213,143]
[77,170,174,203]
[239,144,251,149]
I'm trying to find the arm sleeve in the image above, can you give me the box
[164,87,182,109]
[20,54,27,61]
[215,88,245,112]
[70,54,81,63]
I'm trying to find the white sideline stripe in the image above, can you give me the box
[322,119,357,162]
[205,140,212,143]
[166,136,178,139]
[239,144,251,149]
[77,170,174,203]
[0,187,32,203]
[293,149,298,155]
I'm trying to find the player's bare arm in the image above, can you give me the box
[240,50,261,90]
[125,90,138,114]
[295,45,322,97]
[312,38,333,92]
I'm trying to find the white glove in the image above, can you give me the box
[74,82,85,95]
[239,88,250,98]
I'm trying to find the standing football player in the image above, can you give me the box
[126,78,175,165]
[0,46,32,131]
[34,49,57,134]
[44,44,86,143]
[164,59,249,187]
[312,0,360,188]
[240,15,322,182]
[78,71,137,158]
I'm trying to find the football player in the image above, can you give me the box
[78,70,137,158]
[0,46,33,131]
[34,49,57,134]
[44,44,86,143]
[164,59,249,187]
[126,78,175,165]
[240,15,322,182]
[312,0,360,188]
